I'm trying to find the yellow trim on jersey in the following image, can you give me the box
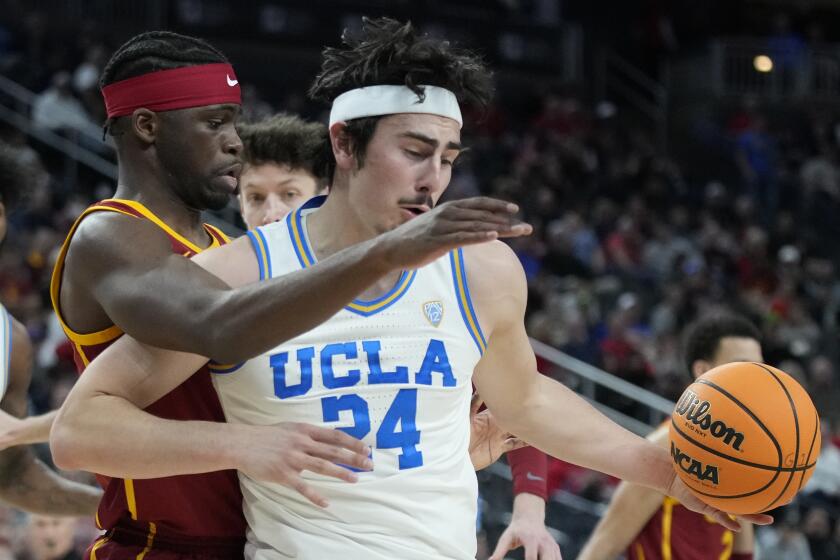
[661,496,675,560]
[289,209,313,266]
[49,205,135,346]
[452,250,487,354]
[111,200,223,254]
[635,543,646,560]
[95,511,102,529]
[252,228,271,276]
[345,272,416,314]
[89,536,109,560]
[50,199,227,347]
[74,343,91,367]
[136,522,157,560]
[125,479,138,520]
[204,223,231,244]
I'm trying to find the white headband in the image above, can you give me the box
[328,85,463,128]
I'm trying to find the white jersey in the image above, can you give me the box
[0,305,12,402]
[211,197,487,560]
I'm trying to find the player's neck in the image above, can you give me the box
[114,162,205,240]
[305,191,379,259]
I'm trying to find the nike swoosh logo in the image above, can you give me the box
[227,75,238,87]
[526,472,544,481]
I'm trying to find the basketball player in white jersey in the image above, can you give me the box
[52,18,771,560]
[0,143,101,515]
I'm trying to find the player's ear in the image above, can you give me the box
[329,122,355,172]
[131,108,159,145]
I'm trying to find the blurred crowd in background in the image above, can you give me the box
[0,2,839,558]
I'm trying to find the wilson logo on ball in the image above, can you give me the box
[670,441,720,484]
[675,390,745,451]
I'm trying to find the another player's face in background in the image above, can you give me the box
[25,515,77,560]
[155,103,243,212]
[347,113,461,234]
[238,163,322,229]
[693,336,764,378]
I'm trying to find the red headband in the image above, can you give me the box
[101,63,241,118]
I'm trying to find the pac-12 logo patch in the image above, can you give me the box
[423,301,444,327]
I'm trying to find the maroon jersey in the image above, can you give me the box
[50,199,246,555]
[627,496,734,560]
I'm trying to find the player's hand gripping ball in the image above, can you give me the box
[669,362,820,514]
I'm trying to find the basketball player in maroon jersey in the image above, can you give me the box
[0,144,100,515]
[49,31,529,559]
[234,114,558,559]
[579,313,762,560]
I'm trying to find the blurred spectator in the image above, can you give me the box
[803,420,840,499]
[16,515,79,560]
[31,72,92,132]
[757,509,813,560]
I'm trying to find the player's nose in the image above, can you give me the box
[261,194,291,225]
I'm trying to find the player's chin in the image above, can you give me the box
[202,189,233,211]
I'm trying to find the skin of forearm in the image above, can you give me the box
[192,239,391,363]
[11,411,56,446]
[512,492,546,523]
[0,446,100,516]
[51,394,241,478]
[497,377,672,492]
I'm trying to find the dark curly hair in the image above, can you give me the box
[683,313,762,373]
[0,142,28,210]
[309,17,493,170]
[237,114,331,189]
[100,31,229,135]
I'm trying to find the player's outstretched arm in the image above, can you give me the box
[0,319,101,516]
[577,429,672,560]
[67,197,530,364]
[467,243,772,532]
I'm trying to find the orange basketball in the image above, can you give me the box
[668,362,821,515]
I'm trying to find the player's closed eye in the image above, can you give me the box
[247,193,265,204]
[283,191,301,201]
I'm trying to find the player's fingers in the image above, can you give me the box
[470,393,484,416]
[444,231,499,248]
[450,197,519,215]
[489,531,518,560]
[502,437,528,453]
[545,538,563,560]
[303,456,360,483]
[309,426,370,455]
[739,513,774,525]
[310,442,373,471]
[289,476,329,508]
[523,539,539,560]
[495,222,533,238]
[710,510,741,532]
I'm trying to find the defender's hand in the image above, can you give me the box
[375,197,532,270]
